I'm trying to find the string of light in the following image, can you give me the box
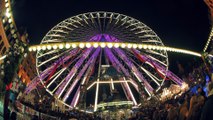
[28,42,202,57]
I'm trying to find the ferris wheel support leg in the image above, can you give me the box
[94,81,99,112]
[123,77,137,105]
[94,49,102,112]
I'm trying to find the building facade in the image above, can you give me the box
[0,0,37,85]
[0,0,11,63]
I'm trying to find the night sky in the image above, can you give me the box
[12,0,211,73]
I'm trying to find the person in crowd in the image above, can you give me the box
[200,82,213,120]
[152,107,159,120]
[166,102,178,120]
[187,87,205,120]
[10,112,17,120]
[178,97,189,120]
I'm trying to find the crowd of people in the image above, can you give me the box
[128,81,213,120]
[5,78,212,120]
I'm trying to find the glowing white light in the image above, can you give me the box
[53,45,58,49]
[100,43,106,48]
[6,8,9,12]
[42,46,46,50]
[5,3,9,7]
[155,46,160,50]
[28,42,202,57]
[136,44,142,49]
[114,43,119,48]
[8,18,12,23]
[2,19,5,23]
[47,45,52,50]
[59,44,64,49]
[152,46,156,50]
[148,45,152,49]
[121,43,126,48]
[72,44,77,48]
[143,45,148,49]
[5,0,8,2]
[5,11,11,17]
[79,43,85,48]
[127,44,132,48]
[86,43,91,48]
[29,48,32,52]
[107,43,113,48]
[65,44,70,49]
[37,46,41,51]
[133,44,137,48]
[93,43,99,48]
[32,47,37,51]
[11,29,15,34]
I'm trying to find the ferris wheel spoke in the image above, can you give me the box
[58,25,73,31]
[62,48,101,102]
[134,51,182,85]
[39,48,80,73]
[55,48,94,98]
[96,13,102,32]
[147,55,167,67]
[142,40,162,43]
[41,39,64,43]
[70,87,81,107]
[89,13,99,31]
[49,77,65,94]
[82,14,89,25]
[107,15,121,33]
[138,34,157,38]
[46,68,67,88]
[37,50,68,68]
[64,21,79,29]
[144,49,167,58]
[51,28,69,33]
[105,13,114,32]
[104,48,131,77]
[131,49,167,81]
[44,54,81,91]
[48,50,87,93]
[37,50,59,58]
[112,48,154,94]
[140,66,161,86]
[126,50,163,83]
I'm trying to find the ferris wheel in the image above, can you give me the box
[35,12,175,111]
